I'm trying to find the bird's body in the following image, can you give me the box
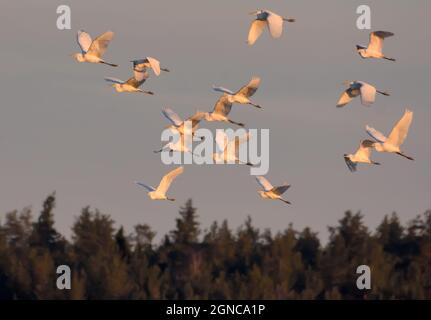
[344,140,380,172]
[337,81,389,108]
[162,108,205,137]
[105,70,154,94]
[255,176,291,204]
[247,9,295,45]
[135,167,184,201]
[366,109,414,160]
[73,30,117,66]
[157,139,193,154]
[212,131,252,165]
[202,94,244,127]
[131,57,170,76]
[213,77,262,108]
[356,31,395,61]
[155,109,206,154]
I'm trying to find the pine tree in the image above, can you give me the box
[29,194,66,257]
[171,199,200,245]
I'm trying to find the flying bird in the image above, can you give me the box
[201,94,245,127]
[247,9,295,45]
[131,57,170,76]
[344,140,381,172]
[255,176,291,205]
[135,166,184,201]
[213,77,262,109]
[162,108,206,139]
[73,30,118,66]
[213,131,253,166]
[337,81,389,108]
[356,31,395,61]
[366,109,414,161]
[154,138,195,155]
[105,70,154,94]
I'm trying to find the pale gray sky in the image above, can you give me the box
[1,1,430,241]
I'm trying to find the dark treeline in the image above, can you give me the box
[0,193,430,299]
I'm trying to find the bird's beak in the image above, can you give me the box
[248,10,258,15]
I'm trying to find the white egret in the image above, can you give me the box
[201,94,245,127]
[135,166,184,201]
[213,77,262,109]
[213,131,253,166]
[73,30,118,66]
[131,57,170,76]
[155,110,206,154]
[344,140,381,172]
[366,109,414,160]
[162,108,205,138]
[356,31,395,61]
[337,81,389,108]
[105,70,154,94]
[247,9,295,45]
[255,176,291,205]
[154,138,195,155]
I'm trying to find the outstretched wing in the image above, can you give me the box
[266,11,284,38]
[358,82,377,106]
[247,20,266,45]
[126,70,149,88]
[77,30,92,53]
[156,166,184,194]
[366,125,387,143]
[368,31,394,53]
[212,86,235,95]
[146,57,161,76]
[337,87,359,108]
[135,181,156,192]
[237,77,261,98]
[355,140,373,159]
[271,184,290,195]
[387,109,413,147]
[87,31,114,58]
[104,77,125,84]
[131,58,147,72]
[162,108,183,127]
[344,156,357,172]
[187,111,206,130]
[213,94,232,116]
[230,132,250,158]
[215,131,228,153]
[255,176,273,191]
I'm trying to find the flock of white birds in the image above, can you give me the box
[72,9,414,205]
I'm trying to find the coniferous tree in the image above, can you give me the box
[0,197,430,299]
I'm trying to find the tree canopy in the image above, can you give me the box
[0,194,430,299]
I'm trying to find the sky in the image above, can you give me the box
[0,0,430,242]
